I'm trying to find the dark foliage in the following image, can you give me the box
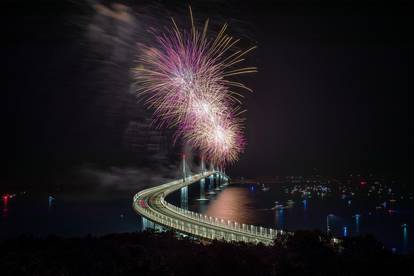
[0,230,412,276]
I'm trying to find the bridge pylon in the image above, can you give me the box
[182,153,187,182]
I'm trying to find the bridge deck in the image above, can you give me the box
[133,171,283,245]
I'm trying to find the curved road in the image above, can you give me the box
[133,171,280,245]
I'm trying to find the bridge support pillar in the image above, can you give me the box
[180,186,188,209]
[214,173,221,191]
[199,178,206,200]
[208,175,215,194]
[141,217,154,231]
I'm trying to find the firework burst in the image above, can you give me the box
[134,7,255,165]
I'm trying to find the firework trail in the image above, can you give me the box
[134,7,255,165]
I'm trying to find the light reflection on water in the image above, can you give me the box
[204,188,257,225]
[1,180,413,253]
[2,196,8,219]
[172,181,414,253]
[275,209,285,229]
[0,194,141,239]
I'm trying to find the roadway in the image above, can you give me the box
[133,171,281,245]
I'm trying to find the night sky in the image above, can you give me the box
[4,1,414,190]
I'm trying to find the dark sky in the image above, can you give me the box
[4,1,414,187]
[233,2,414,178]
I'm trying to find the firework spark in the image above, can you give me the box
[134,7,255,165]
[184,113,246,165]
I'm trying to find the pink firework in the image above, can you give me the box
[184,111,246,165]
[134,7,255,165]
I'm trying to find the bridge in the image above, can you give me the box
[133,171,284,245]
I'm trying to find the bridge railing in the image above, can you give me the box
[133,171,284,244]
[135,198,240,242]
[160,197,280,240]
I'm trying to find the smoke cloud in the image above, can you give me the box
[78,163,180,193]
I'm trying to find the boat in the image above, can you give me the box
[261,184,270,191]
[271,201,285,210]
[272,204,285,210]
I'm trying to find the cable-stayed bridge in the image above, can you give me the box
[133,171,284,245]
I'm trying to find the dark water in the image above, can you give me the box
[167,180,414,253]
[0,193,141,238]
[2,181,413,253]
